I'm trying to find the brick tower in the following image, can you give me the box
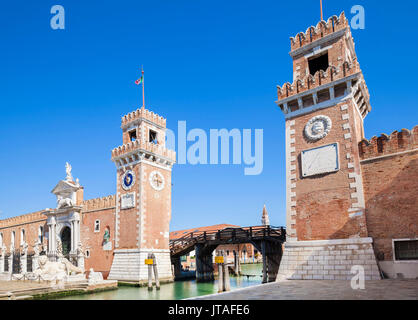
[108,107,176,281]
[276,12,381,280]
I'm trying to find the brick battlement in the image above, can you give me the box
[277,60,360,101]
[111,139,176,162]
[359,126,418,160]
[121,107,166,128]
[290,12,348,52]
[82,195,116,212]
[0,211,46,229]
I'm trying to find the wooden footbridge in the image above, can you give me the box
[170,225,286,283]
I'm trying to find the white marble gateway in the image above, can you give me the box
[301,143,339,177]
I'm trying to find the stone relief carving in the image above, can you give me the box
[57,195,75,209]
[304,115,332,142]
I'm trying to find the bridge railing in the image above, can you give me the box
[169,225,286,254]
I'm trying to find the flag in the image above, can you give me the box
[135,76,143,85]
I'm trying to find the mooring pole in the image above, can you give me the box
[147,253,153,291]
[261,241,268,284]
[152,253,160,290]
[217,251,224,293]
[223,251,231,292]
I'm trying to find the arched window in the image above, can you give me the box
[11,231,15,247]
[20,229,26,245]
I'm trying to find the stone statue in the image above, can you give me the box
[0,245,6,257]
[103,228,110,245]
[77,242,84,256]
[33,241,41,256]
[20,242,28,256]
[88,268,103,284]
[65,162,73,181]
[33,255,84,277]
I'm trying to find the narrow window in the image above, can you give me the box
[308,52,329,76]
[128,129,137,142]
[94,220,100,232]
[394,240,418,261]
[39,226,44,243]
[85,250,90,258]
[11,231,15,247]
[0,233,3,247]
[149,129,157,144]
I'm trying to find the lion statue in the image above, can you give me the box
[33,255,84,277]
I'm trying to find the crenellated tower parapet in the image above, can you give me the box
[290,12,349,52]
[121,108,166,129]
[359,126,418,160]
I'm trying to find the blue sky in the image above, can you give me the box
[0,0,417,231]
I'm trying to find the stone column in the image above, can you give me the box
[47,216,57,260]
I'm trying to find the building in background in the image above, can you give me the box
[0,107,176,282]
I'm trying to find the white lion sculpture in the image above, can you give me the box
[33,255,84,277]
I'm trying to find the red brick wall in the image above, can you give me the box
[360,127,418,261]
[81,207,115,277]
[291,100,367,241]
[141,164,172,250]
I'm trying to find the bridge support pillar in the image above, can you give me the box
[257,240,283,283]
[171,256,182,280]
[195,244,215,282]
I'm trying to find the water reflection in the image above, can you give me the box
[57,263,263,300]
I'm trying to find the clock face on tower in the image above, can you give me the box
[149,171,165,191]
[122,170,135,191]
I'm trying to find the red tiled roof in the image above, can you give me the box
[170,224,240,240]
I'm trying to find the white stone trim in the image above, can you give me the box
[360,148,418,164]
[286,120,297,240]
[285,237,374,247]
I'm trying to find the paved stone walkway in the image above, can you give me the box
[0,280,50,294]
[195,280,418,300]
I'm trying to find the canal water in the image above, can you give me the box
[58,263,263,300]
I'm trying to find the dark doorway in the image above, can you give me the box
[61,227,71,257]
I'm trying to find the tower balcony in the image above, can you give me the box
[111,139,176,169]
[276,60,371,120]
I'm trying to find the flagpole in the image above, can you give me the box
[142,67,145,109]
[320,0,323,21]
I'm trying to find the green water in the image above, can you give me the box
[57,263,263,300]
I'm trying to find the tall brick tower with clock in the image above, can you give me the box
[108,107,176,281]
[275,12,381,280]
